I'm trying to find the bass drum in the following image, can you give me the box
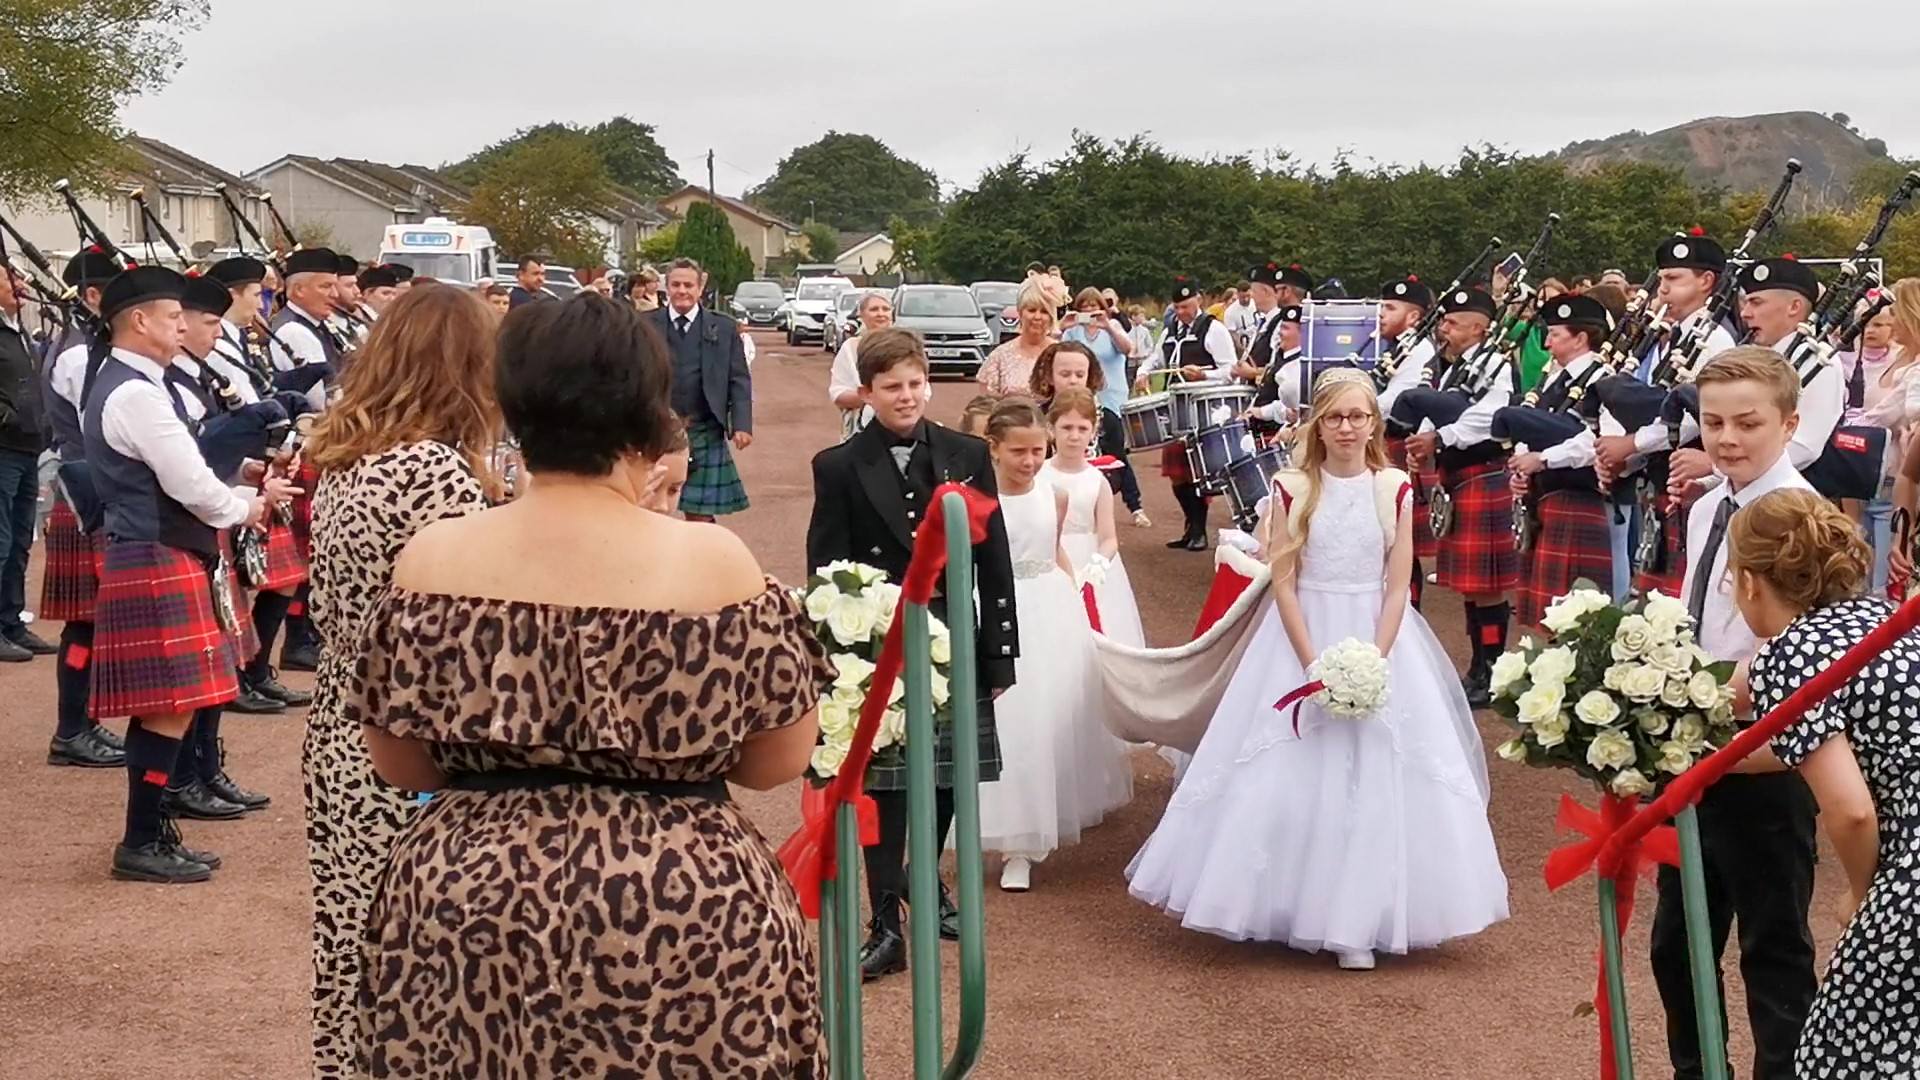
[1225,449,1286,530]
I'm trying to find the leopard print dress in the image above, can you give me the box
[303,441,489,1079]
[346,582,833,1078]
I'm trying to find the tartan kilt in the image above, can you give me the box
[1518,489,1613,630]
[217,531,260,662]
[1436,458,1518,596]
[678,419,750,516]
[1389,436,1439,561]
[1633,488,1698,601]
[290,460,320,558]
[1160,439,1194,485]
[90,540,239,717]
[38,498,101,622]
[863,694,1002,792]
[258,517,308,590]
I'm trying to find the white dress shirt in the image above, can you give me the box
[1377,337,1438,415]
[98,349,253,529]
[1606,310,1732,454]
[268,303,330,372]
[1138,318,1236,379]
[49,339,91,410]
[1775,337,1844,471]
[1224,299,1260,340]
[1527,352,1602,468]
[1438,347,1515,450]
[1683,450,1811,664]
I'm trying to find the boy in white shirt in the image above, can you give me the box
[1649,346,1817,1080]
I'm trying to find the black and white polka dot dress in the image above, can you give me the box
[1750,595,1920,1076]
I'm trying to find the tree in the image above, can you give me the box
[634,223,679,266]
[801,222,840,264]
[748,132,940,232]
[1831,112,1852,128]
[460,130,610,268]
[673,201,753,296]
[0,0,209,202]
[448,116,680,197]
[882,214,935,280]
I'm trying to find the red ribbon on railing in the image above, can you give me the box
[777,483,997,919]
[1543,792,1680,1080]
[1272,680,1325,738]
[1081,582,1102,633]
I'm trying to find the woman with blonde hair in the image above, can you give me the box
[1127,369,1506,969]
[976,282,1058,396]
[298,284,505,1077]
[1730,487,1920,1076]
[1850,279,1920,590]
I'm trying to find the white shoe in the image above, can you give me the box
[1131,509,1152,528]
[999,857,1032,892]
[1336,949,1376,971]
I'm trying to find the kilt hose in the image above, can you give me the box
[1518,488,1613,630]
[1633,488,1698,601]
[1436,457,1518,597]
[90,540,239,718]
[216,531,260,663]
[258,516,308,591]
[1389,435,1440,563]
[678,418,749,517]
[39,498,101,622]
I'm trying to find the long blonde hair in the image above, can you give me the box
[1267,373,1389,573]
[1885,277,1920,367]
[302,284,504,500]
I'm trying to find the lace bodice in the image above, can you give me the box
[1001,479,1063,579]
[1297,470,1385,589]
[1039,461,1100,540]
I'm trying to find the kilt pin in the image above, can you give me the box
[1436,456,1519,596]
[1518,487,1612,630]
[90,540,239,718]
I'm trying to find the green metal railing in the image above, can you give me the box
[821,491,989,1079]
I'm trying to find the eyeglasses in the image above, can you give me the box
[1319,411,1375,430]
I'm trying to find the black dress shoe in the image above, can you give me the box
[0,638,30,663]
[48,728,126,768]
[252,672,311,707]
[111,840,213,884]
[1181,533,1209,551]
[859,922,907,980]
[160,818,221,870]
[92,724,126,752]
[206,770,271,811]
[1463,673,1492,710]
[938,883,961,942]
[279,643,319,672]
[4,627,56,655]
[1164,533,1196,549]
[161,778,248,821]
[226,686,287,714]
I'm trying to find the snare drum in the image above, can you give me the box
[1169,381,1225,437]
[1187,420,1255,493]
[1186,385,1256,432]
[1121,393,1175,451]
[1225,449,1286,528]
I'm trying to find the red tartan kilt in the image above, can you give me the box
[289,460,320,557]
[90,541,238,717]
[1160,440,1193,485]
[258,517,308,590]
[217,532,259,662]
[1436,458,1519,597]
[1633,492,1696,601]
[1388,436,1440,560]
[38,499,100,622]
[1518,489,1613,630]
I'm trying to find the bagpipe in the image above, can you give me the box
[215,182,345,390]
[1371,235,1504,392]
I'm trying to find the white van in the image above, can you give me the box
[376,218,498,285]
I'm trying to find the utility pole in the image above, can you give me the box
[707,150,716,205]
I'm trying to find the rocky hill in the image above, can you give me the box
[1552,111,1894,207]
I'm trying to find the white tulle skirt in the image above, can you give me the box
[979,566,1134,859]
[1126,581,1509,953]
[1061,533,1145,648]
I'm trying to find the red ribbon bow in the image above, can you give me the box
[1272,680,1326,737]
[1543,792,1680,1080]
[777,483,997,919]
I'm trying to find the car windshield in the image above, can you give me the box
[736,282,783,303]
[378,252,475,283]
[797,281,845,301]
[898,290,979,318]
[836,291,870,315]
[972,284,1019,308]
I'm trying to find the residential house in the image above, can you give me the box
[655,186,803,274]
[833,233,895,277]
[244,155,467,258]
[593,187,671,267]
[0,135,266,270]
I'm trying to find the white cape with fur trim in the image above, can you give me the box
[1092,544,1270,753]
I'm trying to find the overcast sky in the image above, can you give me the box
[126,0,1919,195]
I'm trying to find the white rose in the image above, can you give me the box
[1686,671,1721,710]
[1572,690,1620,727]
[1516,682,1566,726]
[1641,592,1690,639]
[1708,701,1736,728]
[1656,740,1697,776]
[1603,663,1635,693]
[1496,738,1530,763]
[1585,726,1638,771]
[1619,664,1667,703]
[887,673,906,705]
[1489,650,1531,697]
[1540,594,1593,635]
[818,700,856,740]
[805,583,841,623]
[830,652,876,691]
[868,582,903,632]
[1610,768,1654,798]
[929,626,952,666]
[1660,678,1693,710]
[855,563,889,587]
[1612,615,1654,660]
[1634,708,1669,736]
[1672,714,1708,750]
[1529,646,1578,689]
[875,707,907,749]
[830,684,865,711]
[810,732,852,777]
[826,593,879,646]
[1533,712,1572,748]
[1645,641,1690,677]
[930,670,951,708]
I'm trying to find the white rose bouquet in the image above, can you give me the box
[1491,586,1737,797]
[800,561,953,780]
[1275,638,1390,735]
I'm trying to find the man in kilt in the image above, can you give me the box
[1134,277,1237,551]
[807,327,1016,980]
[1400,286,1515,706]
[1500,295,1617,630]
[265,248,343,674]
[41,249,125,767]
[650,257,751,521]
[1376,275,1443,608]
[83,267,276,883]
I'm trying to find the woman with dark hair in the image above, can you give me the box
[349,293,831,1076]
[299,284,506,1077]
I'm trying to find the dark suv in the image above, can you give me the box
[970,280,1022,342]
[892,285,995,376]
[730,280,786,327]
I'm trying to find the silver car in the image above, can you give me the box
[891,285,995,376]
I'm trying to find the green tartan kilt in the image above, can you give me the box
[864,695,1001,792]
[678,418,749,516]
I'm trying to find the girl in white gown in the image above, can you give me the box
[1126,371,1508,970]
[1039,388,1146,647]
[978,399,1133,892]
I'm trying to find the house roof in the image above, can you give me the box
[657,185,800,232]
[122,136,260,196]
[246,154,471,214]
[839,233,892,259]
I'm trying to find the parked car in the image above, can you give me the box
[970,280,1022,342]
[891,284,994,376]
[786,276,855,345]
[730,279,786,327]
[822,288,882,354]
